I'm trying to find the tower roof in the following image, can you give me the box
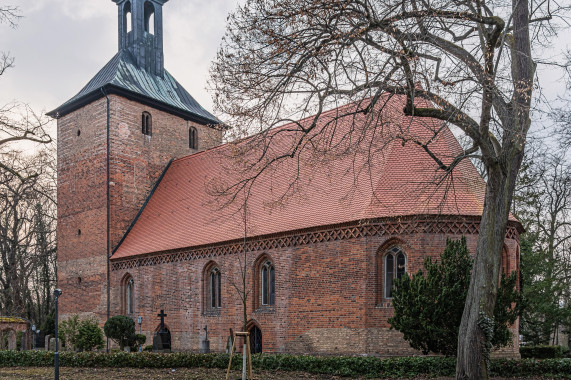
[47,0,219,125]
[47,49,219,124]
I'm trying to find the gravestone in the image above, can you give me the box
[152,310,171,353]
[49,337,59,351]
[45,335,51,350]
[201,325,210,354]
[7,331,16,350]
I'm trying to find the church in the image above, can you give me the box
[48,0,521,357]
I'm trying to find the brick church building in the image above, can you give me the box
[49,0,521,356]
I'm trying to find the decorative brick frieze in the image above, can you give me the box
[111,216,520,270]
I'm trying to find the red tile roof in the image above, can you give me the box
[111,95,488,260]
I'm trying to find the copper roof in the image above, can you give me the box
[111,95,489,260]
[47,50,219,125]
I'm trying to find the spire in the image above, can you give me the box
[113,0,168,77]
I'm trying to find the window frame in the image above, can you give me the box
[127,277,134,314]
[189,126,198,150]
[260,260,275,306]
[384,246,406,299]
[208,266,221,310]
[122,274,135,315]
[142,112,152,136]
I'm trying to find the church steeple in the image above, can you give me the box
[114,0,168,77]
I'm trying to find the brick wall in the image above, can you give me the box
[57,95,222,320]
[110,223,520,357]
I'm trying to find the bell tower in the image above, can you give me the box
[49,0,221,322]
[115,0,167,77]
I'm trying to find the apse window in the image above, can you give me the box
[142,112,152,136]
[384,246,406,298]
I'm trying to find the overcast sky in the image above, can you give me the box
[1,0,569,154]
[0,0,238,151]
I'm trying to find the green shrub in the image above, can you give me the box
[520,345,570,359]
[40,310,55,336]
[75,318,104,351]
[143,344,153,352]
[389,237,520,356]
[58,315,80,349]
[130,334,146,351]
[16,331,23,350]
[104,315,135,350]
[0,351,570,378]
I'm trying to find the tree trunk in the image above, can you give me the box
[457,155,523,378]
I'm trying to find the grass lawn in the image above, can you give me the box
[0,367,357,379]
[0,367,554,380]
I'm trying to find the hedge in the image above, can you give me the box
[0,351,570,378]
[520,345,570,359]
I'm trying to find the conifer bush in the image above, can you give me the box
[389,236,521,356]
[76,318,104,351]
[104,315,136,350]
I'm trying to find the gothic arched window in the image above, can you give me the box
[260,260,275,306]
[123,274,135,315]
[142,112,152,136]
[209,267,221,309]
[189,127,198,150]
[127,278,134,314]
[384,246,406,298]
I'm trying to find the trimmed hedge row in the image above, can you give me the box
[520,345,570,359]
[0,351,570,377]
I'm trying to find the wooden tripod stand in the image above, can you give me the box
[225,331,253,380]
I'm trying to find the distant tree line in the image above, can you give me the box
[0,5,56,333]
[514,140,571,347]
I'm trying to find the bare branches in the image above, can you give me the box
[0,52,14,77]
[0,148,57,317]
[0,5,20,28]
[0,5,20,79]
[0,5,54,180]
[209,0,569,376]
[0,102,53,179]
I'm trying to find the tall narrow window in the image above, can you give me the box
[209,267,221,309]
[385,246,406,298]
[261,261,275,306]
[189,127,198,149]
[126,277,134,314]
[385,254,394,298]
[142,112,152,136]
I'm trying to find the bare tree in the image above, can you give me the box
[210,0,570,377]
[514,144,571,346]
[0,148,56,322]
[1,5,52,179]
[0,4,55,329]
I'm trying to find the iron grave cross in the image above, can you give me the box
[157,309,167,332]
